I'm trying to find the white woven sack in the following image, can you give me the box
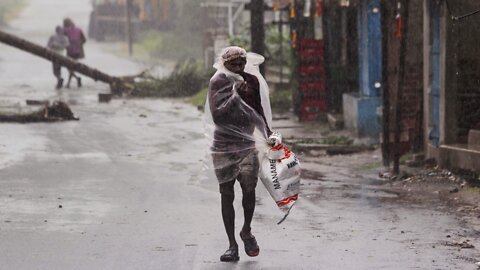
[259,144,301,224]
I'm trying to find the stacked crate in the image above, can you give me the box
[298,39,327,121]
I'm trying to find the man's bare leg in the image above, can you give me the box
[219,181,239,261]
[220,181,237,248]
[66,70,74,88]
[239,180,260,257]
[241,184,255,233]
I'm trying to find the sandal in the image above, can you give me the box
[220,247,239,262]
[240,231,260,257]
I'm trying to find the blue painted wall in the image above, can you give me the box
[343,0,382,139]
[429,0,441,146]
[358,0,382,97]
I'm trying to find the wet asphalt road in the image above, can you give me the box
[1,1,479,269]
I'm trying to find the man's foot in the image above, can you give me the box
[77,77,82,87]
[56,78,64,89]
[240,230,260,257]
[220,247,239,262]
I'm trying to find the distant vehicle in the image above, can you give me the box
[88,0,175,41]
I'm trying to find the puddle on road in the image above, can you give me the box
[341,188,400,199]
[0,193,116,233]
[302,170,402,204]
[66,99,79,105]
[13,83,32,89]
[301,169,325,181]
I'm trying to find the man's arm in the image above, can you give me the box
[208,74,238,121]
[242,73,272,136]
[253,91,272,136]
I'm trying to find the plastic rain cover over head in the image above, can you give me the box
[204,46,272,185]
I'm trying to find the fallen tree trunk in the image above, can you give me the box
[0,29,126,93]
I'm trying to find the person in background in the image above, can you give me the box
[63,18,86,88]
[47,26,69,89]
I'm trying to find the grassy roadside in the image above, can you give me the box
[188,87,208,110]
[0,0,28,26]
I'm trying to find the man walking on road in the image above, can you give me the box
[206,46,280,262]
[47,26,69,89]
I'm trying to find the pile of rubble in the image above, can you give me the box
[0,100,79,123]
[400,168,470,188]
[384,165,480,217]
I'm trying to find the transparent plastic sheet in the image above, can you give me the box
[243,53,273,128]
[204,52,272,185]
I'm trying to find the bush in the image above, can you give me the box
[265,25,292,67]
[132,58,213,98]
[0,0,27,25]
[296,136,354,145]
[270,89,293,113]
[137,30,203,60]
[188,87,208,111]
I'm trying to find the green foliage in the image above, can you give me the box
[399,152,414,165]
[188,87,208,110]
[133,58,213,98]
[228,24,292,67]
[295,136,354,145]
[265,25,292,67]
[228,35,250,50]
[320,136,354,145]
[270,89,292,113]
[464,187,480,193]
[0,0,27,25]
[358,162,383,171]
[133,0,210,61]
[228,22,251,50]
[137,30,202,60]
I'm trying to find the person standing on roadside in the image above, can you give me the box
[205,46,281,262]
[47,26,69,89]
[63,18,86,88]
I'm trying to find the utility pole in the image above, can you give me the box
[250,0,265,75]
[340,4,348,66]
[381,0,391,167]
[393,0,410,175]
[278,11,284,83]
[125,0,133,56]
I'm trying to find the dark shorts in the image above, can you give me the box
[212,150,259,194]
